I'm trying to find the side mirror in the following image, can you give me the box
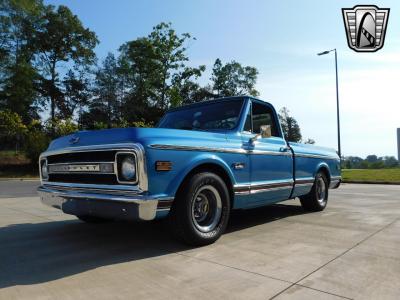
[249,125,271,145]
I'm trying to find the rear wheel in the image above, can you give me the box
[169,172,230,246]
[300,172,328,212]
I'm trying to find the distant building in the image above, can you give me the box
[398,128,400,160]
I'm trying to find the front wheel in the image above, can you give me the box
[169,172,231,246]
[300,172,329,212]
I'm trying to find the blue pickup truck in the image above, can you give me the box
[38,96,341,245]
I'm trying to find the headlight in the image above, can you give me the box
[121,156,136,180]
[41,160,48,179]
[116,153,137,183]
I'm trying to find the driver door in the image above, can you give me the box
[241,100,293,206]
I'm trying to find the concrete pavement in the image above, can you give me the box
[0,181,399,299]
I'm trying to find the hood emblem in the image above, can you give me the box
[69,135,80,145]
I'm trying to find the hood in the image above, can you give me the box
[46,127,228,153]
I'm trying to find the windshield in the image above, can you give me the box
[158,100,244,131]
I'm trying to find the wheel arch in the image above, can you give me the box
[316,162,331,185]
[169,157,235,208]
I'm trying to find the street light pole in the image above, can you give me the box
[334,50,341,159]
[318,49,341,159]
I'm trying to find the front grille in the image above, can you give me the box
[48,173,118,185]
[47,151,116,164]
[43,150,134,186]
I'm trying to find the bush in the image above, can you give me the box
[24,128,51,166]
[0,110,28,151]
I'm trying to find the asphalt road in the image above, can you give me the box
[0,181,399,300]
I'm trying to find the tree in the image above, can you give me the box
[63,69,91,125]
[34,4,98,133]
[382,156,399,168]
[278,107,302,142]
[210,58,259,98]
[117,22,205,122]
[44,117,78,137]
[118,37,161,123]
[0,0,43,122]
[88,53,123,128]
[149,22,196,110]
[365,155,378,163]
[169,65,206,107]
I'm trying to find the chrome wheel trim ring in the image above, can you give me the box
[317,177,326,204]
[191,185,222,233]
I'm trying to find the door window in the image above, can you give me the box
[244,102,279,137]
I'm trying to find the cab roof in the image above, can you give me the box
[166,96,271,113]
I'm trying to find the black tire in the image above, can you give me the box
[76,215,110,223]
[169,172,231,246]
[299,172,329,212]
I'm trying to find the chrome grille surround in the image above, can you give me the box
[39,143,148,192]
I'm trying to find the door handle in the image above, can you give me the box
[279,146,290,152]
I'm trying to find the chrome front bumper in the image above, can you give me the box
[38,185,173,221]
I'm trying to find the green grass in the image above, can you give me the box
[342,169,400,183]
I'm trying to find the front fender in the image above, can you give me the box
[165,153,236,196]
[315,161,331,180]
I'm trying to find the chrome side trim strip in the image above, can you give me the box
[249,149,293,156]
[150,144,338,160]
[149,144,292,156]
[294,183,314,188]
[150,144,247,154]
[295,153,340,160]
[234,180,294,195]
[295,177,315,184]
[234,178,320,195]
[250,186,293,194]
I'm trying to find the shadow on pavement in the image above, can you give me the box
[0,202,307,288]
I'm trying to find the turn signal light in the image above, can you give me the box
[155,161,172,171]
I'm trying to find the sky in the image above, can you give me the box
[46,0,400,158]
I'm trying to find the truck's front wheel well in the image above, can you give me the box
[317,166,331,185]
[176,163,234,208]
